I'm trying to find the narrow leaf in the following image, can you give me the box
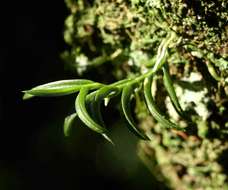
[152,32,176,73]
[122,85,149,140]
[110,78,133,88]
[88,93,105,126]
[162,64,184,117]
[102,134,115,145]
[206,61,221,81]
[144,76,184,131]
[22,93,35,100]
[63,113,77,137]
[75,88,113,143]
[93,86,120,125]
[23,79,103,97]
[91,87,119,144]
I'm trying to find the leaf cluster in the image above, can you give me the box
[23,32,187,143]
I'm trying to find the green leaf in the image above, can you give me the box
[94,86,119,124]
[63,113,77,136]
[162,64,184,117]
[22,93,35,100]
[87,93,105,126]
[86,86,119,125]
[121,85,149,140]
[75,88,113,144]
[152,32,176,73]
[206,61,221,81]
[111,78,132,88]
[23,79,103,97]
[95,86,120,101]
[144,76,184,131]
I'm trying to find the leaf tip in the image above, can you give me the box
[102,134,115,146]
[143,134,151,141]
[63,113,77,137]
[22,92,34,100]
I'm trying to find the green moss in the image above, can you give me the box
[61,1,228,188]
[25,1,228,189]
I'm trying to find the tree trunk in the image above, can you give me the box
[62,0,228,189]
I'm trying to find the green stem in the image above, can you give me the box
[110,32,177,89]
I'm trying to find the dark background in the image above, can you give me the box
[1,1,162,190]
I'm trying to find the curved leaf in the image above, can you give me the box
[162,64,184,117]
[94,86,120,124]
[63,113,77,137]
[121,85,149,140]
[75,87,107,133]
[75,88,113,144]
[144,76,184,131]
[22,93,35,100]
[88,93,104,126]
[152,32,176,72]
[206,61,221,81]
[86,91,102,123]
[95,86,120,102]
[23,79,103,97]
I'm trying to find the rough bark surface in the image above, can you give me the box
[63,0,228,189]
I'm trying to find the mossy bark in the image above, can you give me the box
[63,0,228,189]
